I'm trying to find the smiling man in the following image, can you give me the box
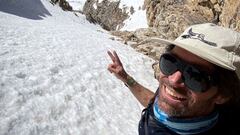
[107,23,240,135]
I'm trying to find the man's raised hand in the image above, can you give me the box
[107,51,128,82]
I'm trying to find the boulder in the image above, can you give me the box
[219,0,240,31]
[83,0,129,31]
[50,0,72,11]
[110,27,166,61]
[144,0,209,40]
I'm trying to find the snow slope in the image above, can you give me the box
[117,0,148,31]
[0,0,158,135]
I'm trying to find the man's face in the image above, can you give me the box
[158,47,223,118]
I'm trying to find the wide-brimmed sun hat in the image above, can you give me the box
[142,23,240,79]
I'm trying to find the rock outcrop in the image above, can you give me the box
[144,0,240,40]
[110,28,165,59]
[83,0,129,31]
[50,0,73,11]
[219,0,240,31]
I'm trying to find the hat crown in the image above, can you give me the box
[175,23,240,79]
[176,23,240,53]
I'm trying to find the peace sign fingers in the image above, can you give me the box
[107,50,122,66]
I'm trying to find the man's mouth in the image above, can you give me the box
[165,85,187,101]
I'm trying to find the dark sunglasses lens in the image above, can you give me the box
[183,66,207,92]
[160,54,178,75]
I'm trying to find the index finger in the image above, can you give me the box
[113,51,122,65]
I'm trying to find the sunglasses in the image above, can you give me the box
[159,53,218,92]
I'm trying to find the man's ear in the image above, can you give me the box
[215,95,230,105]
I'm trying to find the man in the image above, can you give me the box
[107,23,240,135]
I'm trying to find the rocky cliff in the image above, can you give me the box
[144,0,240,40]
[83,0,129,31]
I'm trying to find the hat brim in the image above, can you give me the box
[141,37,236,71]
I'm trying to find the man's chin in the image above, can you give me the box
[158,98,186,117]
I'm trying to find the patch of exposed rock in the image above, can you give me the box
[144,0,240,40]
[83,0,129,31]
[110,28,167,60]
[110,28,167,80]
[50,0,73,11]
[219,0,240,31]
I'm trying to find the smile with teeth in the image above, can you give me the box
[165,86,186,101]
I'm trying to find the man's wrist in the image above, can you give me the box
[124,75,137,87]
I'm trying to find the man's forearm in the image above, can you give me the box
[124,75,155,107]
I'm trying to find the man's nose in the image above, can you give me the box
[168,71,184,86]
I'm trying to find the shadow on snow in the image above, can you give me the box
[0,0,52,20]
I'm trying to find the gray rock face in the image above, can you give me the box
[145,0,209,40]
[219,0,240,31]
[83,0,129,31]
[144,0,240,40]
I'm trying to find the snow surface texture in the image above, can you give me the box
[117,0,148,31]
[66,0,148,31]
[0,0,158,135]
